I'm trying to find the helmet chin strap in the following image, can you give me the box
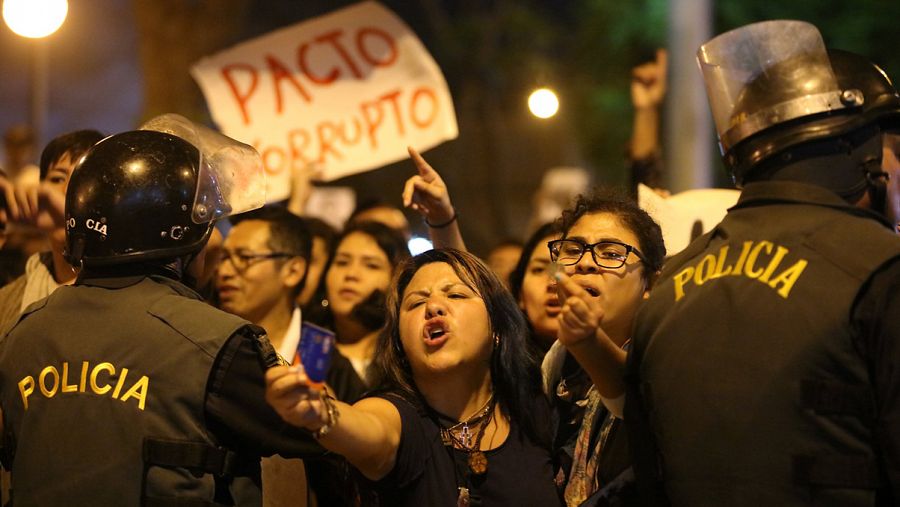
[864,166,890,219]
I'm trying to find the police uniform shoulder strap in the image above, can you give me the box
[148,295,251,357]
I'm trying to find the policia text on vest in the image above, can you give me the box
[672,240,808,301]
[17,360,149,411]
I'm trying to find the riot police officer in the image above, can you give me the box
[624,21,900,506]
[0,116,321,506]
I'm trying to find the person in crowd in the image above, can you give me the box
[297,216,338,308]
[507,222,562,357]
[0,129,104,334]
[217,205,365,506]
[548,189,666,506]
[266,248,561,506]
[627,49,667,194]
[576,22,900,506]
[347,198,412,240]
[485,239,523,287]
[1,125,39,186]
[0,125,323,506]
[306,221,410,385]
[218,207,312,359]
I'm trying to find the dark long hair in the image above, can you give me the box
[304,221,410,331]
[507,221,562,355]
[371,248,549,445]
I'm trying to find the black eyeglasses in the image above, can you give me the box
[548,239,646,269]
[218,250,293,272]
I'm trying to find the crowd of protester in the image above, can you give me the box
[1,20,900,507]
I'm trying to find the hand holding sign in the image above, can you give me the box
[192,2,458,201]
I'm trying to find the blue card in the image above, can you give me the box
[296,322,335,383]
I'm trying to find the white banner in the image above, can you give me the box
[191,1,458,201]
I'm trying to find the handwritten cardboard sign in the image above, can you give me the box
[191,1,458,201]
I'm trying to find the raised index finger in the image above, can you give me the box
[407,146,438,181]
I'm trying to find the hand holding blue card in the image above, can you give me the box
[295,322,336,385]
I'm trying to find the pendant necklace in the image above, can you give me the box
[433,395,496,506]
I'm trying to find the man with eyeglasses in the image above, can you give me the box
[216,206,365,506]
[622,22,900,506]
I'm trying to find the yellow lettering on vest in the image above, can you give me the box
[38,366,60,397]
[90,362,115,395]
[711,245,733,278]
[18,376,34,411]
[79,361,88,393]
[768,259,809,298]
[758,246,789,284]
[673,267,695,302]
[731,241,753,276]
[119,376,149,411]
[693,254,717,285]
[112,367,129,399]
[61,362,78,393]
[744,241,773,279]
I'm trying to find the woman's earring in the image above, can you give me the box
[493,333,500,349]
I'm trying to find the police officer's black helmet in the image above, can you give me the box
[698,21,900,187]
[725,50,900,185]
[65,130,213,267]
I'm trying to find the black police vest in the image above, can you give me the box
[629,183,900,506]
[0,276,254,507]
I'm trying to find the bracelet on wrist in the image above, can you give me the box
[312,392,340,439]
[424,209,458,229]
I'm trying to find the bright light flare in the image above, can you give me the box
[3,0,68,38]
[528,88,559,119]
[408,236,433,256]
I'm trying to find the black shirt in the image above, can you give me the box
[374,393,561,507]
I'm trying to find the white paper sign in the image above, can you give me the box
[638,184,740,255]
[191,1,458,201]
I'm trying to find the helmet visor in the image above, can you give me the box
[140,114,266,224]
[697,20,849,153]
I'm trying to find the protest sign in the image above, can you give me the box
[638,184,740,255]
[192,1,458,201]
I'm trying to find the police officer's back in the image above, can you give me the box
[626,21,900,506]
[0,121,320,506]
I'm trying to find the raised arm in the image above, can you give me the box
[402,147,466,251]
[286,162,322,216]
[265,364,402,480]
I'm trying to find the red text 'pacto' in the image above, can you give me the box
[221,26,400,125]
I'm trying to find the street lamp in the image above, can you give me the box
[3,0,68,38]
[3,0,69,150]
[528,87,559,119]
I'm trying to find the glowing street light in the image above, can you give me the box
[528,87,559,119]
[3,0,68,38]
[3,0,69,150]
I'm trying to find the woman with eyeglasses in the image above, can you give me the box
[545,188,665,506]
